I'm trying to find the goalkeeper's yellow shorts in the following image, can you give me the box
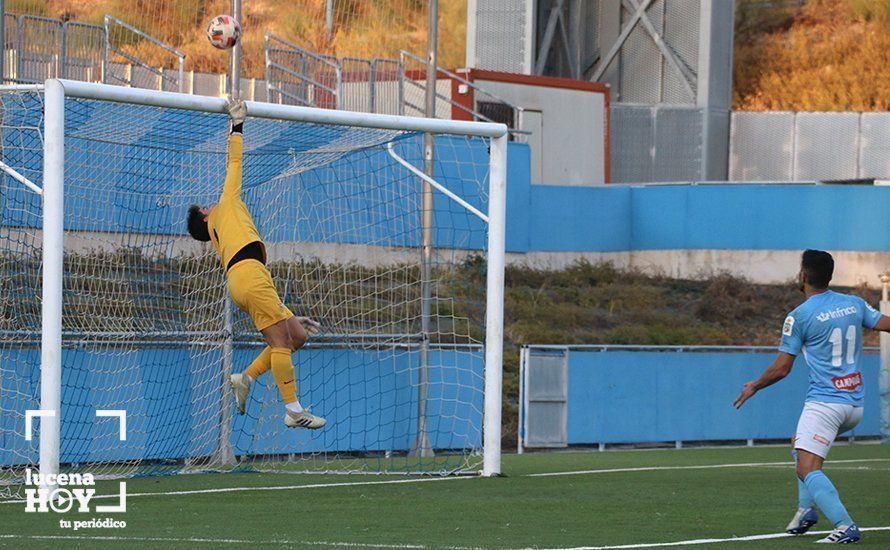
[226,259,293,331]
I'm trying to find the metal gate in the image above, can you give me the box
[519,346,568,449]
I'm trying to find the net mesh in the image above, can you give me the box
[0,89,492,498]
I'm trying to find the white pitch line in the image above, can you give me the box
[536,526,890,550]
[0,475,473,505]
[2,527,889,549]
[0,534,431,548]
[527,458,890,477]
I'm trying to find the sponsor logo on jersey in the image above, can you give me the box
[831,372,862,391]
[816,306,858,322]
[812,434,830,445]
[782,315,795,336]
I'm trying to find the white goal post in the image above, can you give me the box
[26,78,506,494]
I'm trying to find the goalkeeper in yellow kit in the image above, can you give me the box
[186,99,326,429]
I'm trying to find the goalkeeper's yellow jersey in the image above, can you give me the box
[207,134,267,270]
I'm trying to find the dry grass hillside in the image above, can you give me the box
[734,0,890,110]
[8,0,466,76]
[10,0,889,111]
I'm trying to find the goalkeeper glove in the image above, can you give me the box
[226,98,247,132]
[296,316,322,337]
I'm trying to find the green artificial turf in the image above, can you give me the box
[1,444,888,549]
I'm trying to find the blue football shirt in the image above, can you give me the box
[778,290,881,406]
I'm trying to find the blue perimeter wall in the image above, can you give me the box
[504,143,890,253]
[0,346,483,465]
[566,351,881,444]
[4,128,888,254]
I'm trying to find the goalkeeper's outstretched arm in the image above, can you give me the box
[220,99,247,201]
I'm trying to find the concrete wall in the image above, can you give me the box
[467,73,609,186]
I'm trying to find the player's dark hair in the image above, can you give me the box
[801,249,833,289]
[187,205,211,242]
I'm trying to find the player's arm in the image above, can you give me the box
[873,315,890,332]
[734,312,802,409]
[733,352,795,409]
[220,99,247,201]
[857,296,890,332]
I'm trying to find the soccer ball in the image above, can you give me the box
[206,15,241,50]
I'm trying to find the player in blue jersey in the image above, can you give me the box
[733,250,890,544]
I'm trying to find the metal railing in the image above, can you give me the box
[104,15,185,92]
[265,33,341,109]
[370,57,403,115]
[61,21,105,82]
[340,56,372,112]
[5,15,105,85]
[14,15,62,84]
[399,50,527,140]
[3,17,529,137]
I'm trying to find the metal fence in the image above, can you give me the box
[265,33,341,109]
[400,50,527,139]
[2,12,182,93]
[339,56,372,112]
[62,21,105,82]
[14,15,63,84]
[370,57,402,115]
[104,15,184,92]
[7,15,105,84]
[610,104,704,183]
[730,111,890,181]
[263,34,527,138]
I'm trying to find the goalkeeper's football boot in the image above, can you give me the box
[229,373,251,415]
[285,409,327,429]
[786,507,819,534]
[816,524,861,544]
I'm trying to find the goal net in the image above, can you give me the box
[0,81,506,498]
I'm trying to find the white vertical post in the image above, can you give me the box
[41,79,65,497]
[517,346,526,455]
[482,133,507,477]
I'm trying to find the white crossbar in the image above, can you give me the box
[53,80,508,138]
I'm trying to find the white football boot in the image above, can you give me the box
[229,373,251,415]
[815,524,861,544]
[786,507,818,534]
[285,409,327,429]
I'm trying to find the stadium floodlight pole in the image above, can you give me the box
[40,79,65,499]
[0,0,5,84]
[230,0,242,100]
[325,0,334,40]
[409,0,439,459]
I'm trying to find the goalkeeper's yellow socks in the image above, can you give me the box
[244,346,272,381]
[270,347,298,405]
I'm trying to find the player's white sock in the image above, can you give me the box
[286,400,304,414]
